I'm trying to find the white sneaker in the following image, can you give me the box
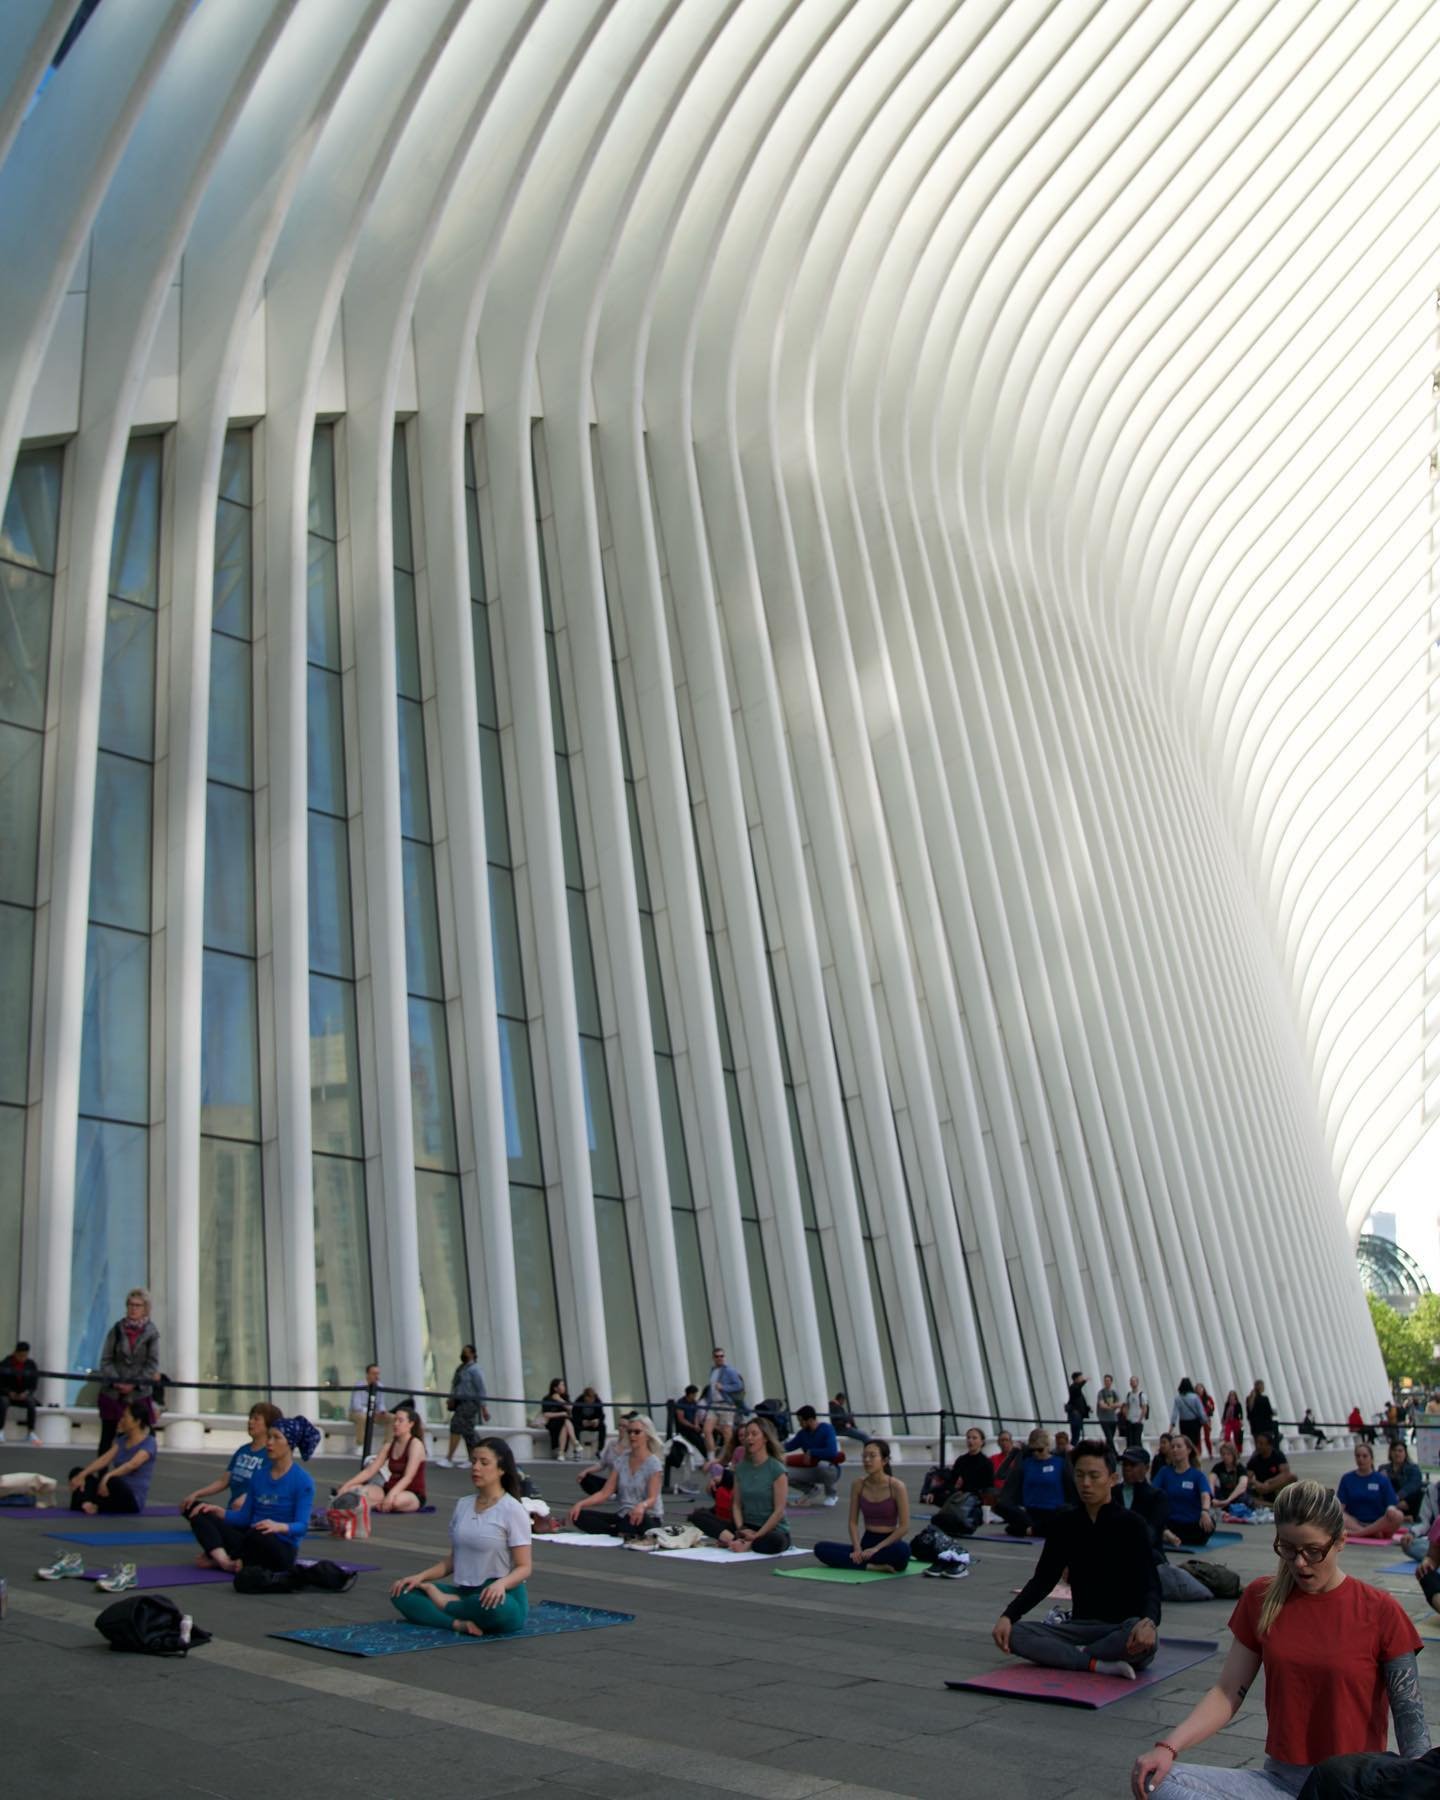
[819,1494,839,1507]
[431,1455,450,1469]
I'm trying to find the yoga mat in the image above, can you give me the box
[774,1560,927,1583]
[945,1637,1218,1709]
[626,1543,808,1565]
[1348,1533,1405,1547]
[46,1530,207,1546]
[964,1532,1044,1547]
[270,1600,633,1656]
[534,1533,808,1564]
[1379,1561,1422,1577]
[1,1504,182,1521]
[77,1560,380,1589]
[1174,1530,1243,1550]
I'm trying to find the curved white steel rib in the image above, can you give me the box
[8,0,1419,1426]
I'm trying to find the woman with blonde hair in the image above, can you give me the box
[568,1414,663,1538]
[1129,1480,1428,1796]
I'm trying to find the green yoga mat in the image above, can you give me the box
[774,1560,928,1583]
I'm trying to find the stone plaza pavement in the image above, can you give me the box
[2,1442,1436,1800]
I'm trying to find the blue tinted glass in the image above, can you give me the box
[307,665,347,816]
[89,752,151,932]
[488,864,524,1017]
[402,839,443,1000]
[312,1153,373,1411]
[580,1036,621,1198]
[203,781,255,954]
[0,720,42,906]
[108,437,162,606]
[497,1015,542,1184]
[198,1136,267,1411]
[0,901,34,1106]
[219,430,252,507]
[391,429,414,573]
[1,445,63,572]
[408,996,457,1172]
[69,1118,148,1382]
[0,559,53,731]
[207,632,252,787]
[308,426,336,540]
[212,496,252,640]
[393,567,421,702]
[97,599,155,760]
[307,812,354,978]
[79,925,149,1123]
[309,974,363,1158]
[397,698,430,840]
[201,950,259,1139]
[307,534,340,669]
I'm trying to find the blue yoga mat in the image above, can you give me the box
[1169,1531,1243,1551]
[1379,1560,1421,1577]
[270,1600,634,1656]
[46,1530,202,1546]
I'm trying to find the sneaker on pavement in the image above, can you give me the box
[923,1552,970,1580]
[36,1551,86,1581]
[819,1494,839,1507]
[1043,1605,1071,1625]
[97,1562,138,1594]
[431,1455,451,1469]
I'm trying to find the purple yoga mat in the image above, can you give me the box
[945,1638,1219,1709]
[0,1503,183,1520]
[77,1559,379,1589]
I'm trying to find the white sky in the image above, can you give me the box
[1374,1125,1440,1289]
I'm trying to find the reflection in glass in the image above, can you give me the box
[107,436,162,606]
[201,951,260,1139]
[308,426,336,540]
[579,1036,621,1198]
[202,783,255,956]
[313,1154,374,1416]
[510,1185,563,1397]
[402,840,443,1000]
[654,1056,693,1209]
[394,568,422,701]
[0,445,62,572]
[595,1198,647,1406]
[415,1169,471,1410]
[397,698,430,839]
[307,533,340,670]
[309,974,363,1158]
[0,903,34,1105]
[78,925,148,1123]
[497,1015,541,1183]
[219,432,252,507]
[568,890,600,1037]
[673,1208,714,1380]
[488,865,524,1018]
[407,996,458,1172]
[479,726,508,864]
[97,600,156,761]
[199,1137,268,1413]
[69,1118,147,1379]
[206,632,252,787]
[88,752,151,933]
[212,497,252,639]
[743,1217,784,1400]
[0,559,53,731]
[0,720,42,907]
[307,812,354,979]
[306,666,347,816]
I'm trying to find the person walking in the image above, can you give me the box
[1247,1380,1277,1449]
[1096,1375,1122,1448]
[1065,1371,1091,1445]
[814,1439,910,1572]
[1172,1379,1208,1453]
[1222,1390,1245,1451]
[1196,1385,1215,1456]
[94,1288,159,1456]
[1122,1376,1149,1451]
[439,1345,488,1466]
[700,1347,746,1455]
[1129,1480,1429,1796]
[390,1438,531,1636]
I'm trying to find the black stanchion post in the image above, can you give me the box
[362,1379,378,1464]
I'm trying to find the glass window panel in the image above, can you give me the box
[306,665,347,816]
[613,671,634,780]
[309,974,363,1158]
[218,430,252,507]
[206,632,252,788]
[788,1089,817,1229]
[391,429,414,573]
[479,727,509,864]
[555,756,582,889]
[307,812,354,978]
[579,1035,621,1198]
[203,782,255,956]
[488,864,524,1019]
[497,1015,542,1184]
[466,493,485,605]
[470,603,496,727]
[708,937,733,1067]
[672,1207,714,1382]
[510,1184,562,1398]
[865,1240,908,1431]
[0,719,42,906]
[0,1104,23,1351]
[69,1117,148,1385]
[626,784,650,910]
[198,1136,268,1413]
[639,912,668,1053]
[312,1153,373,1414]
[595,1197,646,1407]
[79,925,149,1123]
[308,427,336,540]
[393,567,421,701]
[546,636,567,752]
[742,1218,784,1403]
[89,753,151,932]
[0,902,34,1106]
[725,1071,756,1220]
[201,950,259,1139]
[108,437,162,607]
[212,497,252,640]
[568,890,600,1038]
[402,839,443,1000]
[654,1055,692,1209]
[97,599,155,760]
[0,559,53,730]
[464,424,477,493]
[806,1234,846,1402]
[1,446,63,572]
[306,534,341,670]
[408,995,458,1172]
[415,1168,471,1409]
[397,698,431,840]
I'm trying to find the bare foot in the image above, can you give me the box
[81,1503,98,1515]
[194,1554,216,1569]
[212,1553,240,1573]
[454,1619,485,1637]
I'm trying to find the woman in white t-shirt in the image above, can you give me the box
[390,1438,532,1636]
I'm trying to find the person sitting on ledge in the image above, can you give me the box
[784,1404,842,1507]
[187,1421,315,1572]
[181,1402,282,1515]
[333,1403,428,1515]
[829,1393,869,1444]
[1336,1441,1404,1540]
[1297,1408,1329,1447]
[994,1427,1077,1538]
[391,1438,531,1636]
[569,1416,664,1538]
[1154,1433,1216,1547]
[690,1417,791,1555]
[993,1439,1159,1678]
[69,1399,157,1514]
[814,1438,910,1572]
[1246,1432,1295,1505]
[1385,1440,1424,1522]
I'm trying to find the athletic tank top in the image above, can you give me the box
[385,1438,426,1502]
[858,1486,899,1531]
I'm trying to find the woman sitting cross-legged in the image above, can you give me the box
[390,1438,532,1637]
[568,1416,664,1538]
[181,1402,282,1517]
[814,1438,910,1572]
[1336,1441,1404,1541]
[187,1421,316,1572]
[1154,1433,1215,1546]
[69,1399,157,1514]
[333,1403,428,1514]
[691,1417,792,1554]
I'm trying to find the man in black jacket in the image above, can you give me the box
[993,1440,1159,1676]
[0,1340,39,1442]
[1119,1444,1214,1604]
[1065,1372,1090,1445]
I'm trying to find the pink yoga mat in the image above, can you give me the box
[1348,1532,1405,1546]
[78,1560,379,1589]
[945,1638,1218,1709]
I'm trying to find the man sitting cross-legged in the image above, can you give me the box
[992,1439,1160,1679]
[1245,1430,1295,1505]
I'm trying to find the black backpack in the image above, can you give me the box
[233,1558,358,1596]
[1179,1558,1241,1599]
[919,1465,949,1507]
[94,1593,211,1655]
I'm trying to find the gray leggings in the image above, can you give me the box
[1156,1761,1311,1796]
[1009,1615,1156,1672]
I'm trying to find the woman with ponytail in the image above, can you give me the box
[1130,1480,1428,1796]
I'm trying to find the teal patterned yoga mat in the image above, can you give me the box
[270,1601,634,1656]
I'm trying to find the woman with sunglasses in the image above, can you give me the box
[568,1415,664,1538]
[1130,1480,1428,1796]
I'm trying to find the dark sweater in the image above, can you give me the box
[946,1452,996,1496]
[1005,1501,1161,1627]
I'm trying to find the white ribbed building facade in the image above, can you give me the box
[2,0,1422,1437]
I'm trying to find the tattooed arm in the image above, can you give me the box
[1385,1653,1432,1758]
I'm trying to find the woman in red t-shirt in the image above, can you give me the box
[1130,1480,1428,1797]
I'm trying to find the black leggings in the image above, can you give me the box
[1169,1518,1214,1546]
[689,1508,790,1555]
[189,1513,298,1571]
[994,1504,1064,1538]
[573,1508,661,1539]
[69,1467,140,1513]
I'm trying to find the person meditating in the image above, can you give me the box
[993,1440,1159,1678]
[391,1438,531,1636]
[1129,1480,1429,1796]
[333,1403,428,1514]
[995,1427,1077,1537]
[69,1398,157,1514]
[932,1425,996,1536]
[1246,1432,1295,1505]
[188,1421,315,1572]
[691,1417,791,1555]
[181,1402,282,1516]
[1336,1441,1404,1540]
[1210,1440,1251,1519]
[1154,1433,1216,1546]
[568,1416,664,1537]
[814,1438,910,1572]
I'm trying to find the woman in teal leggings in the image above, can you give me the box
[390,1438,532,1636]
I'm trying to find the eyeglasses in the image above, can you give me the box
[625,1427,645,1436]
[1272,1534,1338,1567]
